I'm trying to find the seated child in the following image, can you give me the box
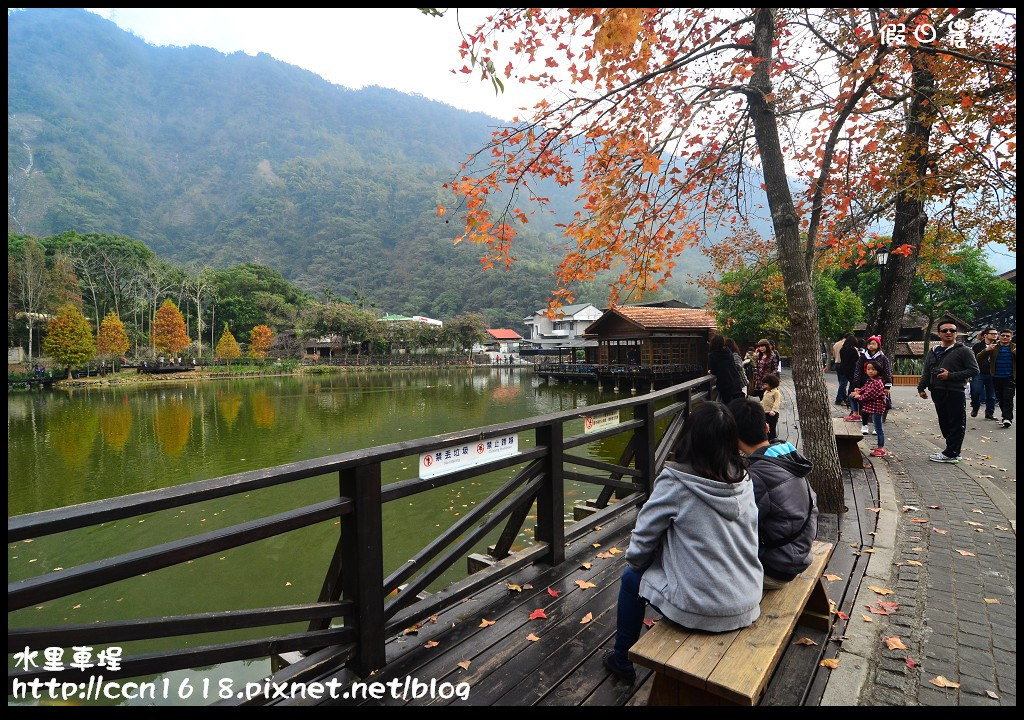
[728,397,818,589]
[603,401,763,684]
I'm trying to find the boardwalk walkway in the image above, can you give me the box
[266,371,882,707]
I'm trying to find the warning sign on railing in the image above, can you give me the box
[419,434,519,479]
[584,410,619,434]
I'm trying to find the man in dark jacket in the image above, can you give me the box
[728,398,817,588]
[976,330,1016,429]
[918,320,980,463]
[971,327,999,419]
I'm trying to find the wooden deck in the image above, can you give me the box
[273,374,880,707]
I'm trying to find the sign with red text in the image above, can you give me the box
[584,410,620,434]
[419,434,519,479]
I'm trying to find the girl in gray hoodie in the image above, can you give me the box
[604,401,763,684]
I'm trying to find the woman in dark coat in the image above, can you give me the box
[708,334,745,401]
[836,334,859,406]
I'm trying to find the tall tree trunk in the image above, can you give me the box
[748,8,844,513]
[867,51,935,361]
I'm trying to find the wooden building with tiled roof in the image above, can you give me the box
[583,306,717,369]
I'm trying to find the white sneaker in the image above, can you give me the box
[1002,418,1012,428]
[861,425,870,435]
[928,453,961,463]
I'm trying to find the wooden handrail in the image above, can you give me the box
[7,374,718,685]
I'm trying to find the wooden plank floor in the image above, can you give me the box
[288,373,878,706]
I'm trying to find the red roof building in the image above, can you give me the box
[584,306,717,368]
[485,329,524,341]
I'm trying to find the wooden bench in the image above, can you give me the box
[629,540,835,706]
[832,417,865,468]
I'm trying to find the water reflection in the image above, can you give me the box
[50,398,99,469]
[154,397,193,457]
[99,400,133,451]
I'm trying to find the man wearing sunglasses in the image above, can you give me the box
[917,321,980,463]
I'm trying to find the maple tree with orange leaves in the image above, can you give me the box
[437,7,1015,512]
[152,299,190,356]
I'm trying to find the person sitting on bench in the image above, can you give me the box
[728,397,818,590]
[603,401,763,684]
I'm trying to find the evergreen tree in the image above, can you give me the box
[42,303,95,377]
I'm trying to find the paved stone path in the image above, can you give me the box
[819,378,1016,707]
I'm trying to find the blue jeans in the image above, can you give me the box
[865,412,885,447]
[611,566,648,669]
[836,372,850,403]
[971,374,996,416]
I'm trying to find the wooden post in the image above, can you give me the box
[634,399,657,495]
[339,463,386,676]
[535,423,565,565]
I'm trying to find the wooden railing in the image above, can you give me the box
[7,375,717,691]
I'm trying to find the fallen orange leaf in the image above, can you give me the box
[506,583,523,592]
[575,580,596,590]
[592,543,602,548]
[596,552,614,559]
[955,549,976,557]
[643,617,656,628]
[479,618,496,628]
[866,507,882,513]
[867,586,894,595]
[424,640,440,649]
[884,636,907,651]
[929,675,959,689]
[580,612,593,624]
[429,615,438,624]
[608,547,622,555]
[793,637,817,645]
[910,517,929,523]
[547,587,560,598]
[878,601,900,611]
[906,560,924,566]
[984,598,1001,604]
[403,623,422,636]
[526,633,541,642]
[824,574,843,582]
[580,562,592,570]
[457,660,471,671]
[530,608,548,620]
[836,611,849,620]
[933,528,948,535]
[862,614,873,622]
[820,658,840,669]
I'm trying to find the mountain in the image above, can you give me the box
[7,8,709,326]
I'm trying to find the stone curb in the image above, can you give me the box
[820,454,899,706]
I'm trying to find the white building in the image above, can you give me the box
[522,303,603,356]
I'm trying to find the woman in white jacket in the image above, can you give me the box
[603,401,763,684]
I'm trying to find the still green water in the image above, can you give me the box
[8,368,630,704]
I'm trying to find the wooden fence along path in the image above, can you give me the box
[7,371,879,706]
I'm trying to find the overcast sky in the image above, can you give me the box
[86,8,542,121]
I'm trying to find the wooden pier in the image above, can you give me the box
[535,362,706,393]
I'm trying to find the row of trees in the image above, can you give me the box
[37,299,273,377]
[9,231,490,364]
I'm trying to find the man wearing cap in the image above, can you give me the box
[918,320,980,463]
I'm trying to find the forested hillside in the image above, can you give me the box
[8,8,708,326]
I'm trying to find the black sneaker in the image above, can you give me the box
[985,414,997,420]
[602,651,637,684]
[1002,418,1012,428]
[971,407,979,417]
